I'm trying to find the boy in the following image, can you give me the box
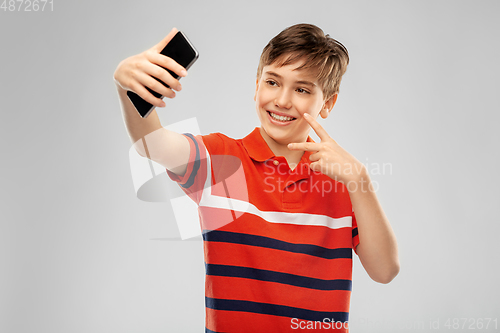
[114,23,399,332]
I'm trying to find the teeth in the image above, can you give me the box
[269,112,294,122]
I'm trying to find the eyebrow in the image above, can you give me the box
[265,71,317,87]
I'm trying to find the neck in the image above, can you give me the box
[259,127,305,169]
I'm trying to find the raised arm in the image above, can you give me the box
[288,113,400,284]
[113,28,190,176]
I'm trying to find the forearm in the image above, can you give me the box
[115,84,190,175]
[346,168,400,283]
[116,84,163,146]
[116,84,167,160]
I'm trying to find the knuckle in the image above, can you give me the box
[161,56,172,69]
[165,56,176,66]
[129,70,139,81]
[167,90,176,98]
[131,61,142,74]
[150,80,162,92]
[153,66,164,78]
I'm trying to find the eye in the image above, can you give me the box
[266,80,278,86]
[296,88,310,94]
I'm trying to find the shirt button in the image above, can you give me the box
[273,160,279,166]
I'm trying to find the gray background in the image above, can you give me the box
[1,0,499,332]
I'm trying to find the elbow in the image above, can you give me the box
[373,262,400,284]
[132,138,148,158]
[135,148,147,158]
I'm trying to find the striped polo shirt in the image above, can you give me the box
[167,127,359,333]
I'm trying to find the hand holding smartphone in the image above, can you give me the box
[127,30,199,118]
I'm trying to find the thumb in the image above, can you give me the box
[152,27,178,53]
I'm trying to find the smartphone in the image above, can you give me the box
[127,30,199,118]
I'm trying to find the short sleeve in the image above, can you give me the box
[166,133,209,205]
[352,211,360,254]
[166,132,228,205]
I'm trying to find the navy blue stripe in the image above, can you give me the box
[206,264,351,291]
[181,133,200,189]
[203,230,352,260]
[205,329,218,333]
[206,297,349,323]
[352,227,358,238]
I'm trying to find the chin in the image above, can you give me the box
[263,126,293,144]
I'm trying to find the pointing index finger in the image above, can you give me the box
[288,141,321,151]
[303,113,330,141]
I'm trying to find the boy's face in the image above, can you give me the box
[254,59,336,149]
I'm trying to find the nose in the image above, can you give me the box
[274,89,292,109]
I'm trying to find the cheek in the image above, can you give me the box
[256,87,274,105]
[295,101,313,114]
[302,100,323,115]
[254,89,262,105]
[254,92,266,116]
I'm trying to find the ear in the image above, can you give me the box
[320,93,338,119]
[254,78,259,101]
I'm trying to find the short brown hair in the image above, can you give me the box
[256,23,349,99]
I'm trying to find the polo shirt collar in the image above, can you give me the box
[242,127,315,163]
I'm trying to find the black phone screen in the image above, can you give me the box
[127,31,199,118]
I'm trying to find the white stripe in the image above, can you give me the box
[198,147,352,230]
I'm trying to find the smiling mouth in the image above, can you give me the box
[267,111,296,122]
